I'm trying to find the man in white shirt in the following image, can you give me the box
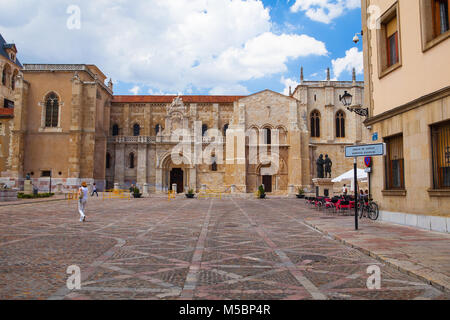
[78,182,89,222]
[342,184,348,196]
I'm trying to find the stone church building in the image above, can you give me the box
[1,49,369,194]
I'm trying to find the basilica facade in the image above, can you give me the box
[1,60,369,195]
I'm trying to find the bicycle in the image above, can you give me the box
[358,196,379,221]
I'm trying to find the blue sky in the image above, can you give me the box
[0,0,363,96]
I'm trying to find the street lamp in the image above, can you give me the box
[340,91,369,118]
[340,90,360,230]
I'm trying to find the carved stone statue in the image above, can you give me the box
[316,154,325,179]
[324,154,333,178]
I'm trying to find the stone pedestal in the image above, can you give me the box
[114,183,120,191]
[172,184,177,193]
[201,184,207,192]
[24,180,33,195]
[312,178,335,198]
[143,183,149,196]
[56,183,63,194]
[231,185,237,194]
[288,185,295,195]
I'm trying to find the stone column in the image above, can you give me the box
[189,167,197,191]
[137,144,147,187]
[114,144,125,187]
[155,168,163,193]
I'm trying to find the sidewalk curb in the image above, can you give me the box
[303,219,450,294]
[0,198,68,207]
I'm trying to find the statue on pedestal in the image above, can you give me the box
[324,155,333,178]
[316,154,325,178]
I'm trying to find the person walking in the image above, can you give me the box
[78,182,89,222]
[91,183,99,197]
[342,184,348,196]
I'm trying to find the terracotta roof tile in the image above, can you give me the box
[113,95,245,104]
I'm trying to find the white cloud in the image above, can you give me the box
[331,47,363,79]
[129,86,140,95]
[280,76,298,95]
[0,0,328,95]
[290,0,360,24]
[209,84,250,95]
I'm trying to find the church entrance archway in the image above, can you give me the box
[262,175,273,193]
[170,168,184,193]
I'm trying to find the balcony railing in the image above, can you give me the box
[108,135,226,144]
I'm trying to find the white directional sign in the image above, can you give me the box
[345,143,386,158]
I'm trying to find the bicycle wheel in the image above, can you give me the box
[368,202,379,220]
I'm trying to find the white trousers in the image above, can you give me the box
[78,200,87,219]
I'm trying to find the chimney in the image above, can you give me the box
[326,68,330,81]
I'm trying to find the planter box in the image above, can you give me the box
[296,195,305,199]
[185,194,195,199]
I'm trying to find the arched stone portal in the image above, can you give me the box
[156,152,196,193]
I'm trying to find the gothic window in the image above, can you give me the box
[133,123,140,136]
[310,111,321,138]
[112,124,119,136]
[155,124,162,135]
[106,153,111,169]
[223,124,229,136]
[11,70,17,90]
[202,124,208,136]
[2,66,8,86]
[336,111,346,138]
[45,92,59,128]
[211,156,218,172]
[129,153,135,169]
[263,128,272,145]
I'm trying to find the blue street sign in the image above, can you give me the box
[345,143,386,158]
[372,132,378,141]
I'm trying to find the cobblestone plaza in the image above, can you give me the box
[0,197,448,300]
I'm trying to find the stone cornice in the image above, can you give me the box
[365,86,450,126]
[23,64,113,95]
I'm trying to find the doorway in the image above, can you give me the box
[170,168,184,193]
[262,175,272,193]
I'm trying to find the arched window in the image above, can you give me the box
[133,123,140,136]
[2,65,9,86]
[11,70,17,90]
[112,124,119,136]
[129,153,135,169]
[202,124,208,136]
[310,111,321,138]
[263,128,272,145]
[336,111,346,138]
[45,92,59,128]
[223,124,229,136]
[211,155,217,172]
[106,153,111,169]
[155,124,162,135]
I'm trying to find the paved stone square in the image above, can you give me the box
[0,196,448,300]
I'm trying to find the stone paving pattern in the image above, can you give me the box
[303,209,450,293]
[0,196,449,300]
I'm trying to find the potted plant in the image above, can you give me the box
[132,187,142,198]
[186,189,195,199]
[296,188,305,199]
[257,185,266,199]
